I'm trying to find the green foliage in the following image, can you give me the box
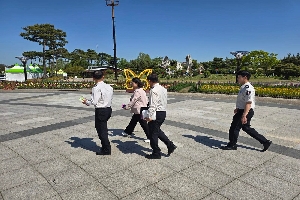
[203,70,211,78]
[275,63,300,79]
[281,53,300,66]
[242,50,280,75]
[20,24,68,76]
[167,82,195,92]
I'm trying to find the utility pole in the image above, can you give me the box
[105,0,119,80]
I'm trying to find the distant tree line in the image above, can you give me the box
[1,23,299,80]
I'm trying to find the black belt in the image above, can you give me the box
[95,107,111,109]
[237,108,253,111]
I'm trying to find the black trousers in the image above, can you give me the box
[124,114,150,139]
[229,109,268,146]
[148,111,172,156]
[95,107,112,152]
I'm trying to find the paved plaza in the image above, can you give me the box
[0,90,299,200]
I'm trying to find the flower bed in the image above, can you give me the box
[1,80,299,99]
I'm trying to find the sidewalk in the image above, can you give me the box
[0,91,299,199]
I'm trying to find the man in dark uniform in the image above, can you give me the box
[144,73,177,159]
[221,71,272,151]
[82,70,113,155]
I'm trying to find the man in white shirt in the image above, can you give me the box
[144,73,176,159]
[82,70,113,155]
[221,71,272,151]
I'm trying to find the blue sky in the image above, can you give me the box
[0,0,299,65]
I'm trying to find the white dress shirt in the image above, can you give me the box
[86,81,113,108]
[236,82,255,109]
[148,83,167,119]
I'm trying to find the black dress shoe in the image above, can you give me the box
[96,151,111,155]
[220,145,237,150]
[145,154,161,159]
[262,140,272,152]
[168,144,177,155]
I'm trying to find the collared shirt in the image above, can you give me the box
[86,81,113,108]
[236,82,255,109]
[126,88,148,114]
[148,83,167,119]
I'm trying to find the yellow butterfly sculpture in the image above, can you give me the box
[124,68,153,90]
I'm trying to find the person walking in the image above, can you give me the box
[122,77,150,143]
[221,70,272,151]
[82,70,113,155]
[144,73,176,159]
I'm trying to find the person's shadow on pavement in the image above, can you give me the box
[65,137,99,153]
[183,135,260,151]
[111,140,152,156]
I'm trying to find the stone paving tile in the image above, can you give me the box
[201,155,252,178]
[171,144,215,163]
[180,163,234,190]
[33,157,75,177]
[18,147,61,165]
[0,156,28,175]
[201,192,229,200]
[130,161,176,184]
[0,145,18,161]
[0,166,44,191]
[59,148,99,166]
[293,194,300,200]
[157,154,196,172]
[156,173,212,200]
[1,178,57,200]
[60,181,118,200]
[239,170,300,199]
[1,92,300,200]
[2,137,41,153]
[80,156,128,180]
[43,167,96,194]
[121,185,174,200]
[45,195,61,200]
[271,154,300,171]
[99,170,152,199]
[220,148,274,168]
[217,179,278,200]
[256,161,300,186]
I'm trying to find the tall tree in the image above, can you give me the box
[242,50,280,75]
[97,52,113,67]
[20,24,68,77]
[135,52,152,72]
[86,49,98,66]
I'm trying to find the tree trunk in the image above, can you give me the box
[43,41,46,78]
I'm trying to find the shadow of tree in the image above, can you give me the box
[183,135,260,151]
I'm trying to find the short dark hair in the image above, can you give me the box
[237,70,251,80]
[92,70,104,80]
[147,73,159,83]
[132,77,144,88]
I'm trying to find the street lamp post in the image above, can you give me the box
[105,0,119,80]
[15,56,29,81]
[230,51,249,83]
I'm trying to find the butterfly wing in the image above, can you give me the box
[124,69,137,89]
[138,69,153,90]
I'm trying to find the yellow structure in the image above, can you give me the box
[124,69,153,90]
